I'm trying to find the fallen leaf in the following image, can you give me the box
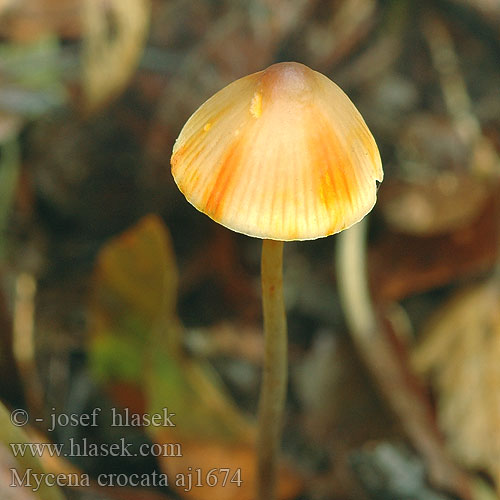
[0,402,65,500]
[92,212,178,329]
[156,434,300,500]
[89,214,252,440]
[88,215,302,499]
[370,188,500,301]
[82,0,150,113]
[0,444,38,500]
[0,0,82,41]
[412,280,500,493]
[379,175,490,236]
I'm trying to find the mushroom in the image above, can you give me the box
[170,61,383,500]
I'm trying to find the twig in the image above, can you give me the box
[13,273,44,421]
[336,218,472,499]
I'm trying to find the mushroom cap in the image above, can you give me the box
[171,62,383,241]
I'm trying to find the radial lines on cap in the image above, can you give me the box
[203,137,244,220]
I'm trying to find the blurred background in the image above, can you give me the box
[0,0,499,499]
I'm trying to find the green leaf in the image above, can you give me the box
[0,401,65,500]
[88,215,254,443]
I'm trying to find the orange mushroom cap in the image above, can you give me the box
[171,62,383,241]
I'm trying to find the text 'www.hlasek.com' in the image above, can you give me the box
[8,406,243,492]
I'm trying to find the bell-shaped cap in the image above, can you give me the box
[171,62,383,241]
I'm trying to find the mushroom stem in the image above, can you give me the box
[258,239,287,500]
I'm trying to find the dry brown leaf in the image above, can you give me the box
[379,175,490,236]
[370,188,499,301]
[157,430,301,500]
[89,215,303,499]
[0,0,82,41]
[412,281,500,492]
[93,213,178,326]
[0,445,38,500]
[82,0,150,113]
[90,214,254,442]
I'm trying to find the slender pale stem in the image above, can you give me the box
[257,239,287,500]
